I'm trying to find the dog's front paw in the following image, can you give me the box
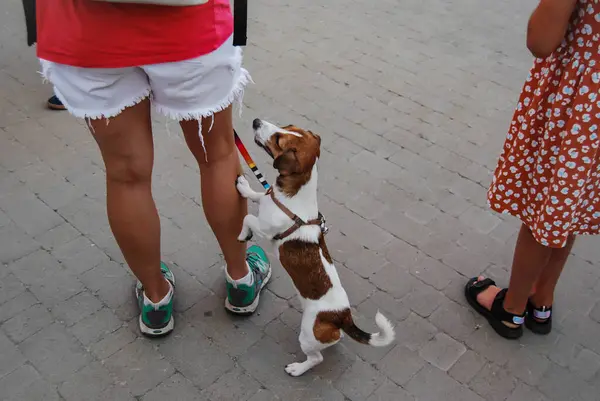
[236,175,252,197]
[284,363,307,377]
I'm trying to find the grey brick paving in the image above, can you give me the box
[1,0,600,399]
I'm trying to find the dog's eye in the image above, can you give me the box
[275,134,281,148]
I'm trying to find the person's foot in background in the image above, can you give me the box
[47,95,66,110]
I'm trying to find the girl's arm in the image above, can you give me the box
[527,0,578,58]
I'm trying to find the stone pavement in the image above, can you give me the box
[1,0,600,400]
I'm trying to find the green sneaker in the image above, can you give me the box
[225,245,272,315]
[135,262,175,337]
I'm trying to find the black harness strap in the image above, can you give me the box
[232,0,248,46]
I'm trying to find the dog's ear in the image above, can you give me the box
[273,149,299,175]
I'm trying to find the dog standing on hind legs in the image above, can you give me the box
[236,118,395,376]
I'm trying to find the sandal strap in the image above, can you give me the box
[468,278,496,297]
[528,300,552,320]
[491,289,525,325]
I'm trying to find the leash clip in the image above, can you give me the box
[318,213,329,235]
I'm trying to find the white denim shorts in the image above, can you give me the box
[40,35,250,124]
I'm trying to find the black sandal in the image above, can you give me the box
[525,299,552,335]
[464,277,525,340]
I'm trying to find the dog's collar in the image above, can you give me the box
[266,187,327,241]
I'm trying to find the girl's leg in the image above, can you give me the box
[89,99,169,302]
[530,234,575,309]
[475,224,552,326]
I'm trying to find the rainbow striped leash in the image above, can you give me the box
[234,130,270,190]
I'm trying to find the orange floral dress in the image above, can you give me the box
[488,1,600,248]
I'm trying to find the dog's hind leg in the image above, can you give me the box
[238,214,268,242]
[285,318,338,377]
[285,332,326,377]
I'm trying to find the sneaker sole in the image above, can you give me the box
[139,315,175,338]
[225,267,272,316]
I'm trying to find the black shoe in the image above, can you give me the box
[47,95,66,111]
[525,299,552,335]
[465,277,525,340]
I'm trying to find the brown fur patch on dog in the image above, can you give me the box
[278,239,332,300]
[316,309,371,345]
[318,234,333,264]
[313,317,341,344]
[265,125,321,197]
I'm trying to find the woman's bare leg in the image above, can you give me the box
[89,99,169,302]
[180,106,248,280]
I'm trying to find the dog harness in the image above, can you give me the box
[267,188,328,241]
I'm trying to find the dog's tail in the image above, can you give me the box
[342,311,395,347]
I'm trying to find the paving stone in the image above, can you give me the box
[449,349,487,384]
[59,362,115,401]
[0,271,25,305]
[239,337,345,401]
[458,206,501,234]
[9,249,84,306]
[1,303,53,343]
[168,264,211,313]
[366,380,415,401]
[0,187,64,237]
[337,264,377,306]
[247,388,280,401]
[464,326,523,366]
[335,359,387,401]
[378,345,426,386]
[51,236,110,275]
[590,300,600,324]
[343,247,389,279]
[370,264,420,299]
[71,307,124,347]
[104,338,175,397]
[34,222,82,251]
[19,323,92,384]
[409,254,460,291]
[51,290,104,327]
[0,222,41,263]
[506,383,549,401]
[404,365,462,401]
[6,378,61,401]
[0,331,25,378]
[143,373,205,401]
[0,290,39,324]
[469,362,518,401]
[419,333,467,372]
[394,313,438,352]
[569,347,600,382]
[248,290,290,327]
[201,368,262,401]
[184,294,264,356]
[0,363,42,400]
[158,321,234,389]
[89,325,137,360]
[505,348,551,386]
[538,363,597,401]
[429,300,480,341]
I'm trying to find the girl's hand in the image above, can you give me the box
[527,0,579,58]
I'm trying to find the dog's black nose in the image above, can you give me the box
[252,119,262,130]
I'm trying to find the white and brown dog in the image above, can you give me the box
[235,119,395,377]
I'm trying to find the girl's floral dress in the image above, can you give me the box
[489,0,600,247]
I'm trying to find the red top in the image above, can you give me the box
[36,0,234,68]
